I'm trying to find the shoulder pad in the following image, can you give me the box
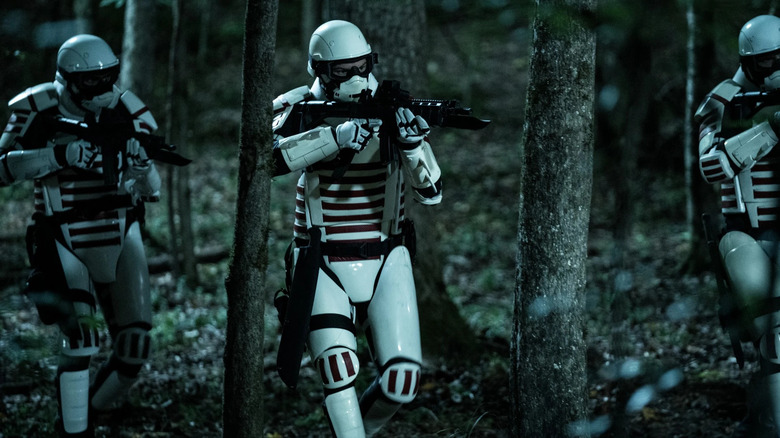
[694,79,743,122]
[273,86,312,114]
[119,90,158,132]
[710,79,743,102]
[8,83,59,113]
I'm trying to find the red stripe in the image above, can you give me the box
[319,173,387,185]
[388,369,398,393]
[131,106,150,118]
[752,177,780,185]
[703,167,723,177]
[710,93,729,105]
[755,190,780,199]
[342,352,356,377]
[57,173,108,183]
[27,94,38,112]
[60,186,115,195]
[321,186,385,198]
[69,224,120,236]
[326,224,382,234]
[322,199,384,211]
[328,354,342,382]
[71,237,121,249]
[315,161,386,172]
[758,206,780,215]
[401,370,413,395]
[323,212,383,223]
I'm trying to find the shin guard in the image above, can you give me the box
[324,385,365,438]
[57,369,90,435]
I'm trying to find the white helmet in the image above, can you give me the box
[55,34,120,112]
[307,20,378,102]
[739,15,780,89]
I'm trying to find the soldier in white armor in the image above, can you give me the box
[697,15,780,437]
[271,20,441,437]
[0,35,161,437]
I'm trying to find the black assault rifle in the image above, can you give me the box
[729,90,780,120]
[275,80,490,163]
[38,114,192,185]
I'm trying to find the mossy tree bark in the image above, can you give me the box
[511,0,596,435]
[222,0,278,436]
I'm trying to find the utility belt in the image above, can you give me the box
[298,219,417,260]
[26,194,141,264]
[724,213,780,241]
[38,194,137,225]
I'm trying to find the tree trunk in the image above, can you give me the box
[73,0,95,34]
[512,1,596,436]
[222,0,278,436]
[120,0,156,99]
[324,0,478,362]
[682,0,718,275]
[301,0,320,52]
[163,0,199,286]
[165,0,183,280]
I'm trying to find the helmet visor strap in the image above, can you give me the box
[314,53,377,83]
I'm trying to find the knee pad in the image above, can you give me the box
[759,326,780,366]
[379,359,421,404]
[114,324,152,369]
[316,346,359,390]
[61,315,101,358]
[90,324,151,411]
[720,231,772,301]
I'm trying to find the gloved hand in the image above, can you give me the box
[395,107,430,147]
[63,139,100,169]
[125,138,150,169]
[335,119,382,151]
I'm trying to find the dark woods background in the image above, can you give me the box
[0,0,778,437]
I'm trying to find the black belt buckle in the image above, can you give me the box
[356,241,371,258]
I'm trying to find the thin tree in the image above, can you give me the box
[323,0,478,361]
[73,0,95,35]
[222,0,278,436]
[163,0,199,285]
[512,0,596,436]
[120,0,156,100]
[682,0,718,274]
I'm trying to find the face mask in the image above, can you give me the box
[80,89,118,113]
[332,76,370,102]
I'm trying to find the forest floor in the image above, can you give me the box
[0,216,758,438]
